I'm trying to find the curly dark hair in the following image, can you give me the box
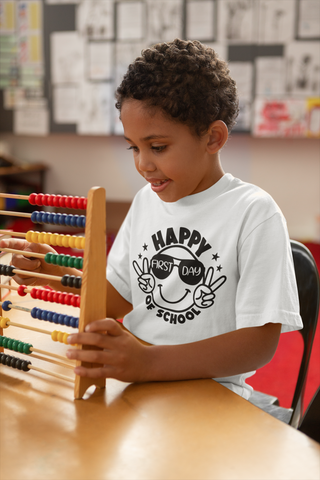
[115,39,239,136]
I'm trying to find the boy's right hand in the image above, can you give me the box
[0,238,65,287]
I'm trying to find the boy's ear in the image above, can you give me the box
[206,120,229,153]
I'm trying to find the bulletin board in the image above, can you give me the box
[0,0,319,137]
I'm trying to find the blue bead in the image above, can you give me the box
[48,213,55,224]
[70,215,77,227]
[81,217,86,228]
[41,310,48,320]
[42,212,49,223]
[58,314,65,325]
[52,313,59,324]
[36,308,42,319]
[53,213,60,225]
[31,307,37,318]
[31,212,38,223]
[2,301,12,311]
[65,215,71,227]
[47,311,53,322]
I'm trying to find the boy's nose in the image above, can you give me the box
[136,153,156,172]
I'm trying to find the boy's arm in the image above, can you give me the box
[66,316,281,383]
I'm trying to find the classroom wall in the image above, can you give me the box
[1,133,319,242]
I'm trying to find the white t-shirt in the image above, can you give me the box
[107,173,302,399]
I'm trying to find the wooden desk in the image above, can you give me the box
[1,292,320,480]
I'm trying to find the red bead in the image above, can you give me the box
[41,290,49,301]
[82,198,87,209]
[43,194,51,206]
[47,290,54,302]
[35,194,44,206]
[65,196,73,208]
[30,288,37,299]
[65,293,73,305]
[18,285,27,297]
[53,292,60,303]
[52,195,61,207]
[76,297,81,307]
[36,289,42,299]
[59,195,67,208]
[77,197,86,209]
[29,193,37,205]
[58,293,66,304]
[70,196,79,209]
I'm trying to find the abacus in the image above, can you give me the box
[0,187,107,399]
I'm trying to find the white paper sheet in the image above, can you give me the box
[53,85,79,123]
[88,41,113,81]
[146,0,183,43]
[228,61,253,101]
[217,0,256,43]
[186,0,215,40]
[117,1,145,40]
[255,57,286,96]
[298,0,320,38]
[77,0,114,40]
[285,42,320,96]
[14,105,49,135]
[77,81,113,135]
[51,31,85,84]
[256,0,295,44]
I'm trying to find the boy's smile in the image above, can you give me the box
[120,99,225,203]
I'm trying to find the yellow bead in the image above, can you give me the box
[57,331,64,343]
[0,316,9,328]
[50,234,57,246]
[51,330,58,342]
[43,233,52,245]
[26,231,33,242]
[38,232,46,244]
[81,237,85,249]
[63,333,69,345]
[31,231,39,243]
[62,235,70,248]
[75,237,82,249]
[69,236,76,248]
[56,235,63,247]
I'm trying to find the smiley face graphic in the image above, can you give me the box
[133,245,226,313]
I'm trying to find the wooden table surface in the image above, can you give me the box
[1,291,320,480]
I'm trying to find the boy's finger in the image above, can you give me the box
[84,318,123,336]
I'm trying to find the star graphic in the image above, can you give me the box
[212,253,220,261]
[216,265,223,272]
[138,253,142,259]
[142,243,148,251]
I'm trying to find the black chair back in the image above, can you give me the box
[290,240,320,427]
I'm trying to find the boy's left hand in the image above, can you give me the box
[66,319,150,383]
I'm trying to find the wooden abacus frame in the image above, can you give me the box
[0,186,107,399]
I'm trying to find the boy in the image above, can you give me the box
[1,39,302,399]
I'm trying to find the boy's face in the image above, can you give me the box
[121,99,220,203]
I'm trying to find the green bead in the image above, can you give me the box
[2,337,8,347]
[62,255,70,267]
[12,340,19,351]
[68,256,75,267]
[45,252,52,264]
[7,339,13,349]
[74,257,83,269]
[23,343,32,355]
[18,342,24,353]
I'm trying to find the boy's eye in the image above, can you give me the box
[151,146,166,152]
[127,146,139,153]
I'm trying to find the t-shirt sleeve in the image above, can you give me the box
[236,211,303,333]
[107,206,133,304]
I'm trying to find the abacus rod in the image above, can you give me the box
[31,347,75,363]
[0,302,31,313]
[5,320,52,335]
[0,210,31,218]
[0,193,29,200]
[28,353,74,369]
[0,248,44,259]
[28,364,75,383]
[12,266,81,283]
[0,230,24,237]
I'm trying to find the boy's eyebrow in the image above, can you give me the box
[124,134,170,142]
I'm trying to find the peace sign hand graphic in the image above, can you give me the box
[194,267,227,308]
[133,258,155,293]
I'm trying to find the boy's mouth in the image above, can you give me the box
[147,178,171,193]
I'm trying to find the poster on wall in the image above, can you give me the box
[253,98,307,137]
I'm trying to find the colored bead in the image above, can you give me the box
[0,265,15,276]
[0,317,9,328]
[30,288,37,299]
[29,193,37,205]
[17,285,27,297]
[2,301,12,311]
